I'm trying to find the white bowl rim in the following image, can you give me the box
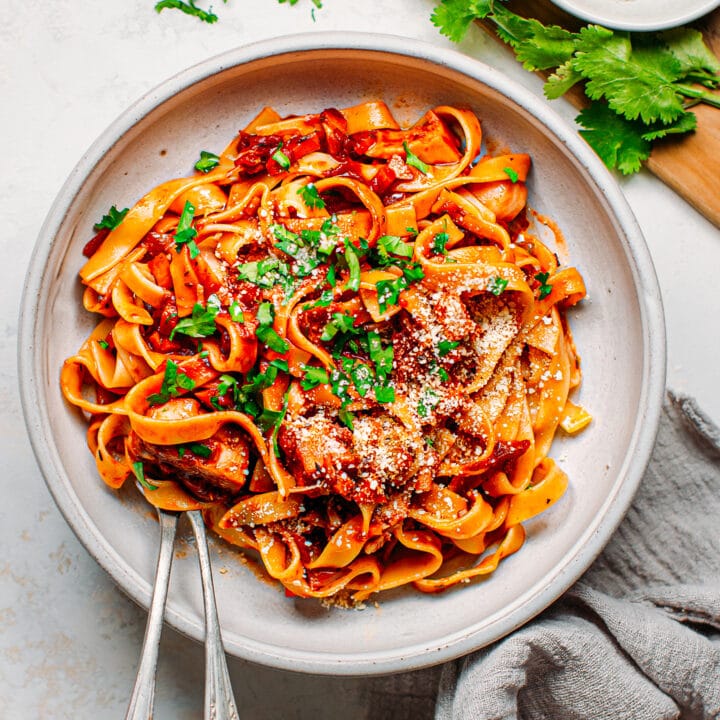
[18,31,666,675]
[548,0,720,31]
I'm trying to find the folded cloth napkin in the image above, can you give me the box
[432,391,720,720]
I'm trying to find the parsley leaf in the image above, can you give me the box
[94,205,129,231]
[271,142,291,170]
[403,141,430,174]
[174,200,200,259]
[535,272,553,299]
[487,276,509,296]
[195,150,220,173]
[147,359,196,406]
[254,302,290,354]
[503,166,519,183]
[132,461,158,491]
[378,234,414,259]
[228,300,244,323]
[301,365,329,390]
[170,294,221,340]
[432,231,450,255]
[344,239,362,293]
[298,183,326,209]
[376,276,408,313]
[438,340,459,356]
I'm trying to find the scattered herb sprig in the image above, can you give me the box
[431,0,720,174]
[154,0,226,23]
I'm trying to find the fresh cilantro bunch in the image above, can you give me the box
[431,0,720,174]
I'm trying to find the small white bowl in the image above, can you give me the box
[549,0,720,32]
[19,32,665,675]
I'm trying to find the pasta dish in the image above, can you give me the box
[61,101,590,604]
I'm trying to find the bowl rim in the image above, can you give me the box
[18,31,666,675]
[548,0,720,31]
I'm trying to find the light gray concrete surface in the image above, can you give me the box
[2,1,719,718]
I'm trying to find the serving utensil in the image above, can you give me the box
[125,508,239,720]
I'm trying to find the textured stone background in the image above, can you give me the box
[2,1,719,717]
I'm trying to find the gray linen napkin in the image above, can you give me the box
[432,391,720,720]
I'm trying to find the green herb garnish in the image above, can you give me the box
[535,271,553,299]
[132,461,158,491]
[94,205,129,231]
[271,142,291,170]
[155,0,225,24]
[403,140,430,174]
[147,359,195,406]
[170,294,221,339]
[298,183,326,209]
[430,0,720,174]
[503,166,519,183]
[174,200,199,259]
[487,276,509,296]
[195,150,220,173]
[438,340,460,357]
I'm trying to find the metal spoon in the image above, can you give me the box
[125,507,239,720]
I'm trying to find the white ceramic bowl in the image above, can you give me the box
[549,0,720,31]
[19,33,665,675]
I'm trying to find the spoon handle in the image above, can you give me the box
[187,509,240,720]
[125,508,178,720]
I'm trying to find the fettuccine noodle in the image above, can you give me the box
[62,101,591,604]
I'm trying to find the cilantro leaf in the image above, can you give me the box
[659,28,720,79]
[576,102,651,175]
[94,205,129,231]
[641,111,697,142]
[573,29,685,124]
[431,0,493,42]
[544,60,583,99]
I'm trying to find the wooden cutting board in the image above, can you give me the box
[478,2,720,228]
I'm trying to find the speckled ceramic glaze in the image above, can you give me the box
[19,33,665,675]
[550,0,719,31]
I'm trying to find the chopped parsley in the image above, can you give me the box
[417,388,440,418]
[487,276,509,296]
[98,339,110,350]
[169,294,221,339]
[376,276,408,313]
[343,239,362,293]
[432,231,450,256]
[301,365,330,390]
[195,150,220,173]
[237,257,295,296]
[374,385,396,403]
[503,166,519,183]
[367,331,393,381]
[178,442,212,458]
[228,300,244,323]
[174,200,200,259]
[438,339,460,357]
[403,140,430,174]
[298,183,326,209]
[271,142,291,170]
[320,313,359,342]
[147,359,196,406]
[535,271,553,299]
[254,302,290,354]
[132,461,158,491]
[377,234,414,260]
[94,205,128,231]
